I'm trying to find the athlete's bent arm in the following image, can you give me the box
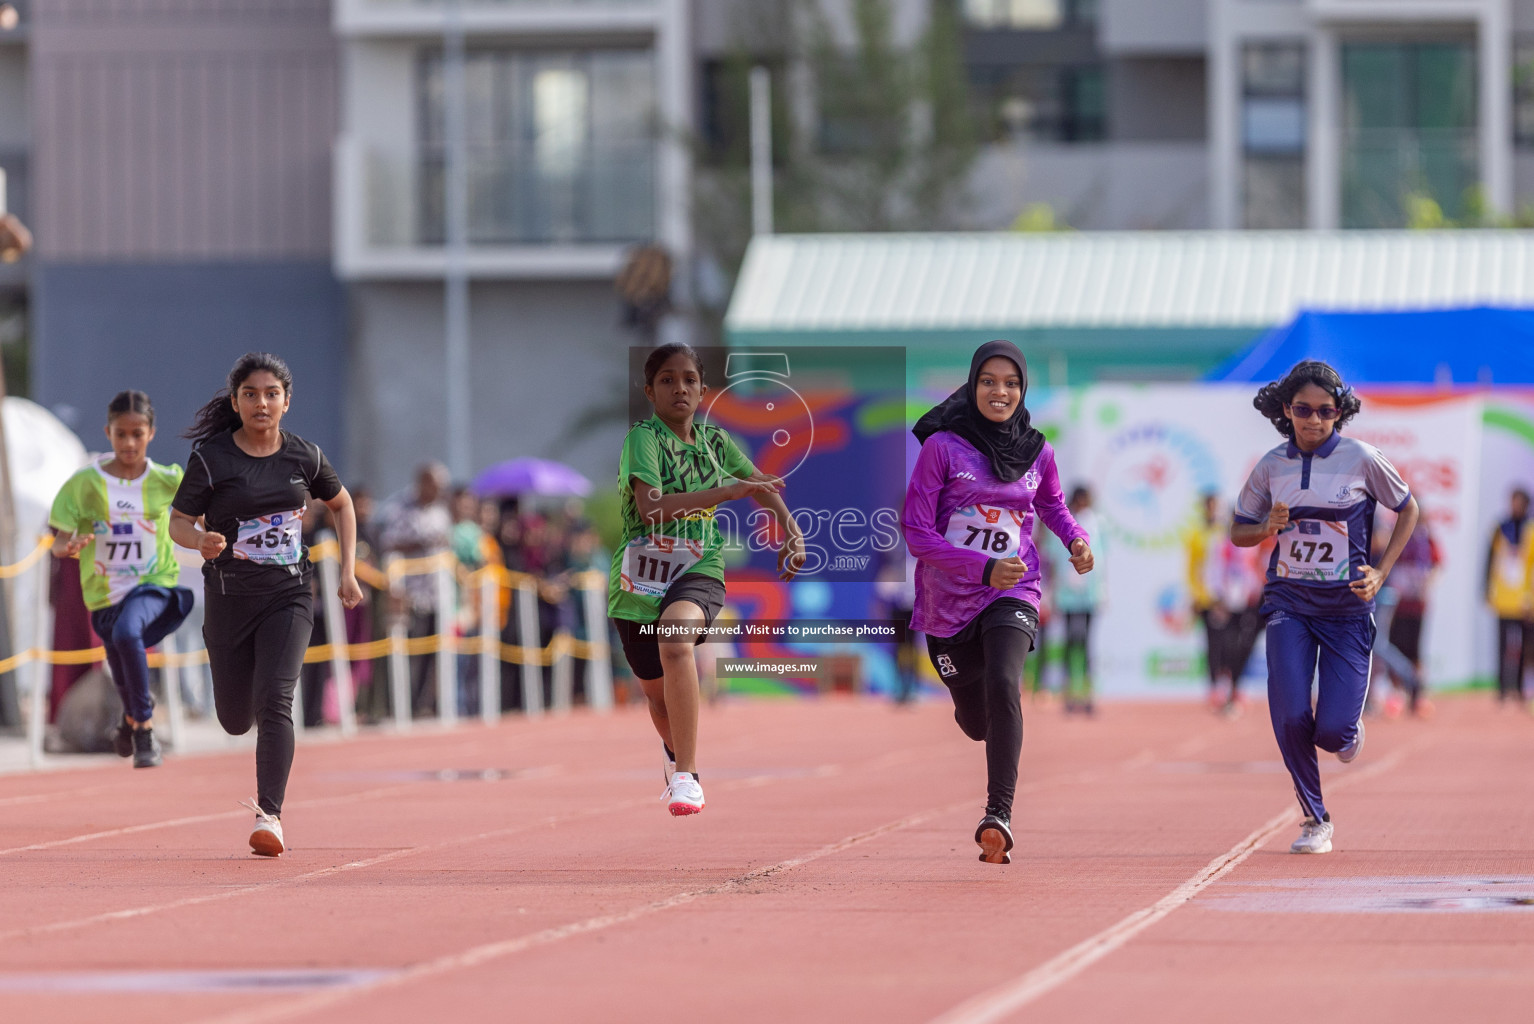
[632,476,779,527]
[1231,502,1289,548]
[51,532,89,558]
[749,489,806,580]
[169,509,226,559]
[1351,495,1420,602]
[322,487,366,609]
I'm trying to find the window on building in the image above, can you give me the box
[1516,41,1534,148]
[962,0,1097,31]
[1340,41,1477,228]
[1242,42,1305,229]
[419,49,656,245]
[972,63,1105,142]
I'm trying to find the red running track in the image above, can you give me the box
[1,696,1532,1024]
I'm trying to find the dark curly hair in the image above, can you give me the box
[1253,360,1361,439]
[184,352,294,445]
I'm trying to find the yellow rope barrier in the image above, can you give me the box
[1,535,610,675]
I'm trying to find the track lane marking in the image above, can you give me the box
[927,745,1416,1024]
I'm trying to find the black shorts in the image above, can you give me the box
[925,598,1039,687]
[614,573,728,681]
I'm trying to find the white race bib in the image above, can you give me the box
[93,519,155,580]
[232,508,305,566]
[1274,519,1349,582]
[944,505,1025,559]
[620,534,704,598]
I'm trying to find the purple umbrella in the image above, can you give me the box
[472,457,591,498]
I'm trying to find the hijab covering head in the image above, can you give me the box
[913,340,1045,483]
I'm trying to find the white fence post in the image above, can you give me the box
[516,578,543,717]
[551,634,573,713]
[386,554,410,730]
[27,552,52,768]
[318,544,357,736]
[581,577,614,712]
[479,567,500,725]
[157,630,187,752]
[434,558,458,725]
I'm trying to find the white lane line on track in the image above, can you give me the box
[179,746,1179,1024]
[0,784,113,808]
[186,798,979,1024]
[926,746,1414,1024]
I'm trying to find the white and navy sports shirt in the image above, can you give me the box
[1233,432,1411,617]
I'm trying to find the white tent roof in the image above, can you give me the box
[725,231,1534,332]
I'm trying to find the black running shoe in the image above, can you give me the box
[975,813,1014,865]
[113,718,134,758]
[132,728,163,769]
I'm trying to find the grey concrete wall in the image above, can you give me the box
[1518,153,1534,209]
[33,262,347,470]
[965,140,1210,230]
[347,280,640,497]
[1100,0,1206,55]
[29,0,336,261]
[1515,0,1534,33]
[1108,56,1206,142]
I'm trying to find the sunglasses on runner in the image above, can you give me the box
[1287,402,1339,421]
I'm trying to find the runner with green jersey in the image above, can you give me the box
[610,343,805,817]
[49,391,193,768]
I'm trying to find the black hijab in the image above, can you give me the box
[913,340,1045,483]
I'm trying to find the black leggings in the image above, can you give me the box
[1497,618,1532,700]
[205,587,313,817]
[927,601,1037,819]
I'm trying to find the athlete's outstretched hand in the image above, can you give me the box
[338,573,365,610]
[989,556,1028,591]
[731,475,782,500]
[199,531,227,559]
[1265,502,1290,537]
[1069,538,1094,574]
[777,532,806,581]
[1350,564,1384,602]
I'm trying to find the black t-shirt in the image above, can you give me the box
[172,430,343,594]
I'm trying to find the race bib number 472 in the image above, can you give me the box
[1274,519,1349,582]
[943,505,1025,558]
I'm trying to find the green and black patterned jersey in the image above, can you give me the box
[607,415,756,623]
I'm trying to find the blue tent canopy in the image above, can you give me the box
[1206,307,1534,385]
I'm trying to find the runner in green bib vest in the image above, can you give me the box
[609,343,805,816]
[48,391,194,768]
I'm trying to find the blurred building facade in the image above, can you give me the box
[7,0,1534,494]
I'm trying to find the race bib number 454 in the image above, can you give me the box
[233,508,305,566]
[944,505,1024,558]
[620,534,704,598]
[1274,519,1349,582]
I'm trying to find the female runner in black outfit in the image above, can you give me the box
[170,353,362,856]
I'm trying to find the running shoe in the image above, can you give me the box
[663,772,705,816]
[113,718,134,758]
[240,799,285,857]
[975,813,1014,865]
[1336,718,1365,763]
[1289,817,1333,854]
[131,727,162,769]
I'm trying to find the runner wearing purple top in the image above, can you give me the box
[902,340,1094,865]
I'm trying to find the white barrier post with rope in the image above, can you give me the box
[158,629,188,753]
[478,568,499,725]
[27,549,50,768]
[581,577,614,712]
[434,558,457,726]
[384,554,411,730]
[318,546,358,736]
[516,577,542,716]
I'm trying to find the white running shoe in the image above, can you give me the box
[1289,817,1333,854]
[663,772,705,816]
[1337,718,1365,763]
[240,798,285,857]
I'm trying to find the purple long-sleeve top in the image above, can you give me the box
[901,431,1088,638]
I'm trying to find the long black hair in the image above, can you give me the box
[107,390,154,427]
[184,352,293,445]
[1253,360,1362,439]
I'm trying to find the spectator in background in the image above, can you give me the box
[1049,485,1103,714]
[378,463,452,717]
[873,552,920,705]
[1486,487,1533,705]
[1188,493,1266,717]
[450,486,489,717]
[1375,512,1440,718]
